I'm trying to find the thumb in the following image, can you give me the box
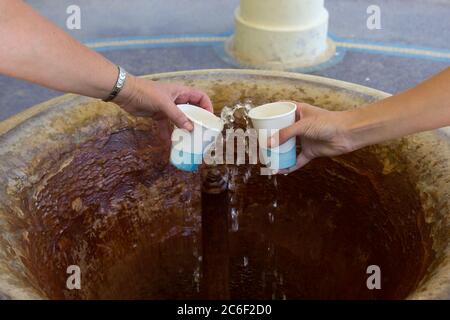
[277,153,311,175]
[165,103,193,131]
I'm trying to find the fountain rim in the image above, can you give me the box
[0,69,394,136]
[3,68,447,139]
[0,69,449,300]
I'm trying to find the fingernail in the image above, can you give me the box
[183,121,193,131]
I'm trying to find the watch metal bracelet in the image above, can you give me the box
[103,66,127,102]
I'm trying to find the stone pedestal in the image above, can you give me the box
[227,0,335,70]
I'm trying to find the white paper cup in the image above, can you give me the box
[248,102,297,170]
[170,104,224,172]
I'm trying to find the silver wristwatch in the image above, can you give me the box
[103,66,127,102]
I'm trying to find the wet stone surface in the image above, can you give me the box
[18,111,433,299]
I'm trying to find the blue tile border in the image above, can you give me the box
[83,32,450,63]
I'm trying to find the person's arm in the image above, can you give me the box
[272,67,450,173]
[346,67,450,149]
[0,0,212,131]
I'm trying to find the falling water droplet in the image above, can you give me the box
[231,207,239,232]
[193,266,201,293]
[243,167,252,184]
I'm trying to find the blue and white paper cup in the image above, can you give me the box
[170,104,223,172]
[248,102,297,171]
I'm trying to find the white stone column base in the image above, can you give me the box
[226,8,336,70]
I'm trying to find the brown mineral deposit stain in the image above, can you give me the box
[19,111,432,300]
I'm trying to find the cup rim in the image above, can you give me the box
[248,102,297,121]
[177,104,223,132]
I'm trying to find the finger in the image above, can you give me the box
[295,103,303,121]
[193,90,214,113]
[164,102,194,131]
[277,153,311,174]
[296,153,311,169]
[268,121,308,148]
[299,102,329,117]
[267,101,319,148]
[176,87,214,113]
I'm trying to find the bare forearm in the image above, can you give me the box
[346,67,450,149]
[0,1,213,132]
[0,0,125,99]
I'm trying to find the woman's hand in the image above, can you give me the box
[0,0,213,134]
[269,102,355,174]
[116,76,213,132]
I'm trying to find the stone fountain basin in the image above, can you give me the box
[0,69,449,300]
